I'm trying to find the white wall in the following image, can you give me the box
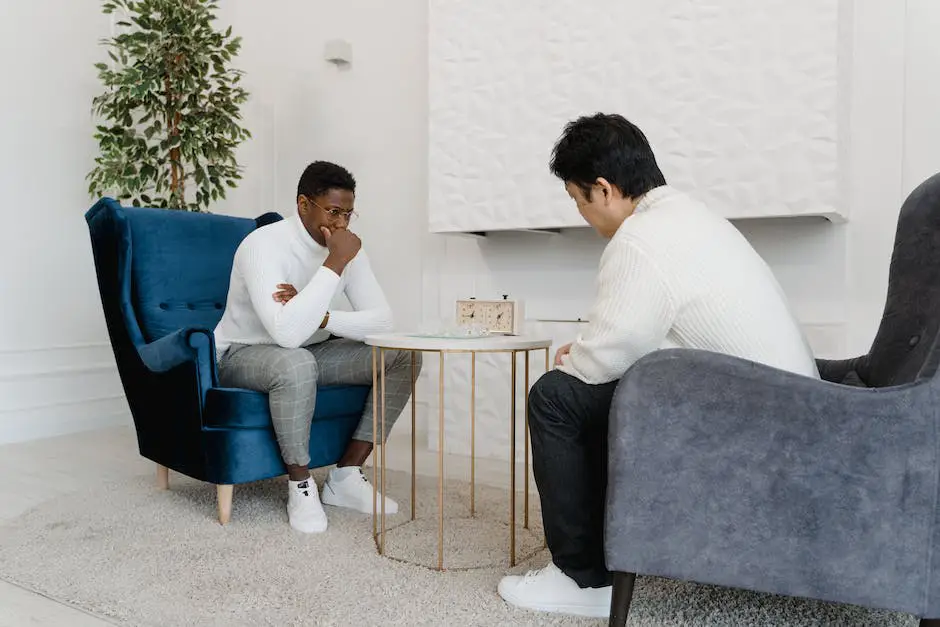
[0,0,429,444]
[0,3,126,443]
[428,0,846,231]
[904,0,940,193]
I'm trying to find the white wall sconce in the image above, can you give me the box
[324,39,352,67]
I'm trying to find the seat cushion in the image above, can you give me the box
[204,385,370,430]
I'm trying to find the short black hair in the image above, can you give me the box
[549,113,666,199]
[297,161,356,201]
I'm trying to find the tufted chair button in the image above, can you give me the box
[909,335,921,347]
[187,303,195,310]
[159,303,169,310]
[214,303,223,310]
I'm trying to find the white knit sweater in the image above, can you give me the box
[557,185,820,385]
[213,214,393,358]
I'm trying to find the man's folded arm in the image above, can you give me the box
[238,243,341,349]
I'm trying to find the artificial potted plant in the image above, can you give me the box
[87,0,251,212]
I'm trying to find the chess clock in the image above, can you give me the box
[455,295,524,335]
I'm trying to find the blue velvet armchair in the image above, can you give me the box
[85,198,369,524]
[605,173,940,626]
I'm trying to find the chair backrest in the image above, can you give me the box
[85,198,282,345]
[127,206,274,341]
[865,173,940,387]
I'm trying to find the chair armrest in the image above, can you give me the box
[604,348,935,612]
[137,327,218,389]
[815,354,869,385]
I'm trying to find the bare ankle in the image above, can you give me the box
[286,464,310,481]
[337,439,374,467]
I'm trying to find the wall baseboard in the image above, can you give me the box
[0,343,131,446]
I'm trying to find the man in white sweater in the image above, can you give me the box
[497,114,819,618]
[214,161,419,533]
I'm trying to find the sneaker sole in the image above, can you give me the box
[498,586,609,618]
[290,520,328,533]
[321,491,398,515]
[320,486,398,514]
[502,599,609,619]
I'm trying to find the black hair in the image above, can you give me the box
[296,161,356,201]
[549,113,666,199]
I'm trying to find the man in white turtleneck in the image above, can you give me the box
[496,114,818,618]
[214,160,420,534]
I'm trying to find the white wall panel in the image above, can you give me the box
[429,0,846,232]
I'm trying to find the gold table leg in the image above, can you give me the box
[380,349,387,555]
[438,351,445,571]
[372,347,378,548]
[411,351,417,521]
[510,350,518,567]
[470,351,476,517]
[524,350,530,530]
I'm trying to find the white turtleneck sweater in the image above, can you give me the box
[213,214,393,359]
[557,185,820,385]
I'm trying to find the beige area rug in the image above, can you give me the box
[0,467,919,626]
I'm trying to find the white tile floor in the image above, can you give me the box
[0,424,531,626]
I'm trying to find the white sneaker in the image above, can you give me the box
[287,477,328,533]
[497,562,612,618]
[321,466,398,515]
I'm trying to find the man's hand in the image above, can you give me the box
[272,283,297,303]
[554,342,572,367]
[322,226,362,275]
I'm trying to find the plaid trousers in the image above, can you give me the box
[217,338,421,466]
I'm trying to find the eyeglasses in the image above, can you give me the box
[306,197,357,222]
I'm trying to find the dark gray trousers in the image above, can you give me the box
[529,369,619,588]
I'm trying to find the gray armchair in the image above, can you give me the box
[605,172,940,627]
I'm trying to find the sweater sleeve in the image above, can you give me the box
[325,250,395,341]
[557,237,676,384]
[236,238,341,350]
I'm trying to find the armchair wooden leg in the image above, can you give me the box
[609,572,637,627]
[156,464,169,490]
[217,485,233,525]
[920,619,940,627]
